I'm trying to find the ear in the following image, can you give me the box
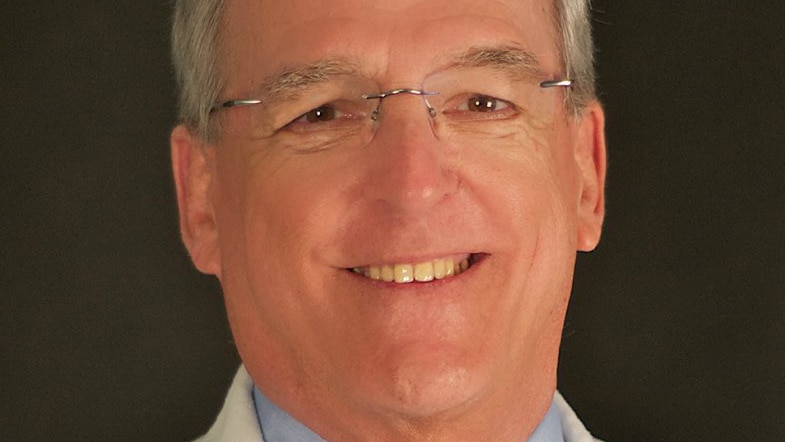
[574,101,607,252]
[171,125,222,275]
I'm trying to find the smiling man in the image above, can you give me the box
[170,0,606,440]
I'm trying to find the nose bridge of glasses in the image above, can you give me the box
[363,88,439,121]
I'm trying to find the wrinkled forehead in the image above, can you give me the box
[218,0,560,93]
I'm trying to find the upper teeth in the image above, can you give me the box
[352,257,470,283]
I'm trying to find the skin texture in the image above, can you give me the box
[171,0,606,440]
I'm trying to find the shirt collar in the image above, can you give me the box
[527,395,565,442]
[253,386,326,442]
[253,385,564,442]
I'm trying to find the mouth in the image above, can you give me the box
[350,253,482,284]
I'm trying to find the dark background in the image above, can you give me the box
[2,1,783,440]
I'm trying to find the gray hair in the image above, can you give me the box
[171,0,227,142]
[171,0,596,142]
[554,0,597,114]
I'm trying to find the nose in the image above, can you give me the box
[360,94,459,215]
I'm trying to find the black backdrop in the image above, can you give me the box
[2,1,783,440]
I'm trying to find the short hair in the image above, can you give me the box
[171,0,596,143]
[554,0,597,114]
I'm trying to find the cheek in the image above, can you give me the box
[460,124,580,318]
[465,126,579,240]
[211,147,356,350]
[215,147,358,282]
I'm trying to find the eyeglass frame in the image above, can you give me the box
[208,79,573,115]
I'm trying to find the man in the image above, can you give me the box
[170,0,606,440]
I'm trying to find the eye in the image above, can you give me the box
[282,104,355,132]
[463,95,511,113]
[442,93,518,121]
[299,105,341,123]
[282,100,371,131]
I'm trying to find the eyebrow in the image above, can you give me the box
[245,46,541,103]
[447,46,542,78]
[250,59,360,103]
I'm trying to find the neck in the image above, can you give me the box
[282,369,557,442]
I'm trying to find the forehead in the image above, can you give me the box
[220,0,559,93]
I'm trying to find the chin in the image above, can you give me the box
[353,345,493,419]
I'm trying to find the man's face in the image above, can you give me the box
[174,0,604,433]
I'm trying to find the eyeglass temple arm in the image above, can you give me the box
[210,99,262,113]
[540,79,572,88]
